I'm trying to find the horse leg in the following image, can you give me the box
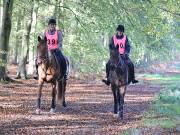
[36,80,44,114]
[118,86,126,119]
[57,80,67,107]
[117,87,121,118]
[50,81,57,113]
[62,80,67,107]
[117,89,123,119]
[111,85,118,117]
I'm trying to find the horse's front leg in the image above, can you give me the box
[111,84,118,117]
[50,81,57,113]
[118,86,126,119]
[36,80,44,114]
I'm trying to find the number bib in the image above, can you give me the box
[45,30,58,50]
[113,35,126,54]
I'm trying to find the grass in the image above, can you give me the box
[142,73,180,129]
[122,73,180,134]
[139,73,180,84]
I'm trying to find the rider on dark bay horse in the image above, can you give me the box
[102,24,138,85]
[33,18,67,80]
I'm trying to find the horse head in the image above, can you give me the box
[110,45,126,83]
[37,36,48,64]
[110,45,124,69]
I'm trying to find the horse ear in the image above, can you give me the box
[38,36,41,42]
[116,44,119,50]
[110,44,113,50]
[44,36,47,42]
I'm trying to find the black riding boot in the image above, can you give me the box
[61,55,67,80]
[64,58,69,80]
[128,62,138,84]
[63,60,68,80]
[33,59,38,80]
[102,61,111,86]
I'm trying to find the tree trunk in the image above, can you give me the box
[27,0,39,75]
[59,0,64,30]
[11,15,21,64]
[100,32,109,47]
[16,3,33,79]
[0,0,3,30]
[0,0,14,81]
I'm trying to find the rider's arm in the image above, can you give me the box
[109,37,114,50]
[57,30,63,50]
[125,37,131,54]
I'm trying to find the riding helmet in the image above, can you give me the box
[48,18,56,25]
[116,25,125,32]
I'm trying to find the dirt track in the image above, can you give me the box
[0,66,163,135]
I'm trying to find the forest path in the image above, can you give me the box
[0,65,166,135]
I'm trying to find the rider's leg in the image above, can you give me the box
[55,49,67,80]
[102,60,111,86]
[126,57,138,84]
[64,57,69,80]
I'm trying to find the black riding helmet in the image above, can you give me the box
[48,18,56,25]
[116,25,125,32]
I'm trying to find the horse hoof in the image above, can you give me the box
[113,114,119,119]
[36,109,41,115]
[50,108,56,114]
[62,102,67,107]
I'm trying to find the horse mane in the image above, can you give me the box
[110,45,124,68]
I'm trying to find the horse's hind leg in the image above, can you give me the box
[57,80,67,107]
[62,80,67,107]
[50,82,57,113]
[36,80,44,114]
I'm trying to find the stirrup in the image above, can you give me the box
[102,79,110,86]
[132,79,138,84]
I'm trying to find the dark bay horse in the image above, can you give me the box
[109,45,130,119]
[36,36,68,114]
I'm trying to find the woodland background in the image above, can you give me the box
[0,0,179,80]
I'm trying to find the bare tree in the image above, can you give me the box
[0,0,14,81]
[27,0,39,75]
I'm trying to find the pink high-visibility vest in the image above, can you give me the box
[45,30,58,50]
[113,35,126,54]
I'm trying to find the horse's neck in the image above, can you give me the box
[116,55,124,67]
[48,52,54,64]
[114,55,121,65]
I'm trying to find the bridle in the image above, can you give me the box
[37,42,49,65]
[110,51,123,70]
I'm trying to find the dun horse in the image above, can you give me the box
[109,45,130,119]
[36,36,68,114]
